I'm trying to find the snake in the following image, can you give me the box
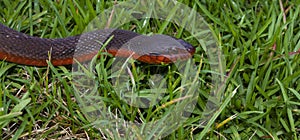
[0,23,195,66]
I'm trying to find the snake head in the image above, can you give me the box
[125,34,195,64]
[103,29,195,64]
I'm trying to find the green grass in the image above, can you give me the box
[0,0,300,139]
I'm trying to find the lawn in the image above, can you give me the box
[0,0,299,139]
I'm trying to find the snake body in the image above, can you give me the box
[0,23,195,66]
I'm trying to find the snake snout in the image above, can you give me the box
[177,39,195,55]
